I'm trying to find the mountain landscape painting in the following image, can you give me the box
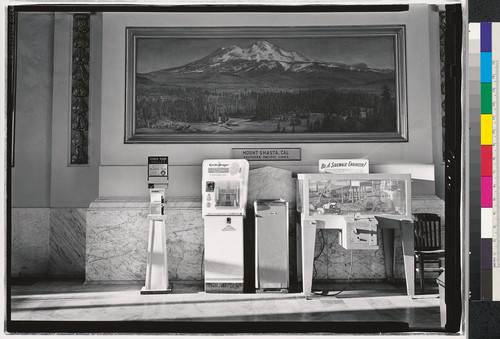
[126,27,407,142]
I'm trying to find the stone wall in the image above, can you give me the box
[11,208,86,277]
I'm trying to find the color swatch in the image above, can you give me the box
[481,22,493,300]
[492,23,500,302]
[472,22,500,301]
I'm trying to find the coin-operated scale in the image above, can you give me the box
[297,159,412,297]
[202,159,249,293]
[141,156,171,294]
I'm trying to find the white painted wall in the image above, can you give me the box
[12,6,444,205]
[12,13,103,208]
[12,13,54,207]
[98,5,442,198]
[49,13,102,208]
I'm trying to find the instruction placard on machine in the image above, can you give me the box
[148,156,168,178]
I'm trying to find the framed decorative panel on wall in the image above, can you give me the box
[125,26,407,143]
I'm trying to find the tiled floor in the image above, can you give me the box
[8,279,442,334]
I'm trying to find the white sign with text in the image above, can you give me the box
[318,159,369,174]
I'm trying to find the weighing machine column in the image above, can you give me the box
[141,156,171,294]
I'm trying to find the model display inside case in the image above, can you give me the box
[304,175,410,218]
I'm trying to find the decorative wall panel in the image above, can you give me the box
[70,14,90,164]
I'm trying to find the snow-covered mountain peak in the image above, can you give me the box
[247,40,277,54]
[243,40,317,63]
[205,40,318,64]
[155,40,390,76]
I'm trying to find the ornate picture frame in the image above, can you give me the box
[125,26,407,143]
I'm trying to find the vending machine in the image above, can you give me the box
[202,159,249,293]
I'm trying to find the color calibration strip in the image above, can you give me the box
[469,23,482,300]
[476,22,500,301]
[480,22,493,301]
[492,24,500,301]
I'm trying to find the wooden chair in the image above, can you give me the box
[412,213,445,293]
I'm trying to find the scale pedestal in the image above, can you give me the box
[141,214,171,294]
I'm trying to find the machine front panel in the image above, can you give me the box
[204,216,244,283]
[202,159,249,217]
[255,201,289,289]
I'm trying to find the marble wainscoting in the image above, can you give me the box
[85,197,204,283]
[247,166,296,209]
[49,209,86,276]
[85,194,444,283]
[11,208,51,276]
[312,228,406,280]
[11,208,87,277]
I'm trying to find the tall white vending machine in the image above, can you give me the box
[202,159,249,293]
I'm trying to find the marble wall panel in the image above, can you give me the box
[86,206,149,281]
[312,229,402,280]
[248,167,295,208]
[84,195,443,282]
[412,196,445,223]
[85,198,205,282]
[165,209,204,281]
[48,209,86,276]
[11,208,51,276]
[312,230,329,280]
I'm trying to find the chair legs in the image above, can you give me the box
[415,254,425,293]
[416,253,445,294]
[419,254,425,293]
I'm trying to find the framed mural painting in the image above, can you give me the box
[125,26,407,143]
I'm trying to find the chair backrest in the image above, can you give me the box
[412,213,442,251]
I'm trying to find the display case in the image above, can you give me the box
[297,173,412,224]
[297,173,413,297]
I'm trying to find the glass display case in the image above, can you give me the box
[297,173,412,222]
[297,173,413,297]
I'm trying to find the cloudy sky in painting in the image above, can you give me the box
[136,35,396,73]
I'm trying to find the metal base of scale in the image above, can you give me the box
[141,216,171,294]
[205,282,244,293]
[256,288,288,294]
[140,287,172,295]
